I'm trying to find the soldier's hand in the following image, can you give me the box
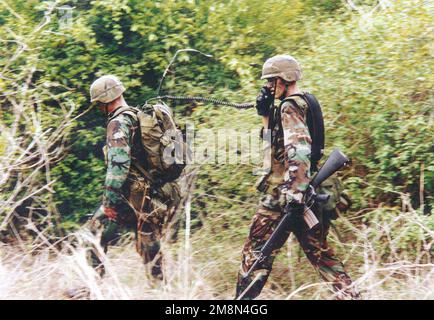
[255,86,273,116]
[103,207,117,221]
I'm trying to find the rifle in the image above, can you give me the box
[236,148,350,300]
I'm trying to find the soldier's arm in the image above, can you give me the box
[280,100,312,204]
[102,115,133,209]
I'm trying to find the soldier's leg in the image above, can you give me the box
[293,216,360,299]
[127,179,162,279]
[136,219,163,279]
[87,208,123,277]
[135,198,168,280]
[235,206,291,300]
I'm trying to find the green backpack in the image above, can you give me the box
[108,103,188,186]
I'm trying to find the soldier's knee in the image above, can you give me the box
[138,240,161,264]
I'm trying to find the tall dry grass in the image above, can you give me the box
[0,206,432,300]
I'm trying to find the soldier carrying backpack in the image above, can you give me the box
[86,75,185,281]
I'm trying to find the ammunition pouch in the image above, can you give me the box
[127,177,150,214]
[316,174,351,220]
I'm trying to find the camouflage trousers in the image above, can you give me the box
[87,183,176,280]
[235,205,360,300]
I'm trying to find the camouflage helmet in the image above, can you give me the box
[90,75,126,103]
[261,55,302,82]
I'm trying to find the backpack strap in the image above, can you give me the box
[108,106,139,123]
[302,92,325,172]
[279,92,325,172]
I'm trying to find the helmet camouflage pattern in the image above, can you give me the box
[90,75,126,103]
[261,55,302,82]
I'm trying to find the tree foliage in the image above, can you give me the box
[0,0,432,250]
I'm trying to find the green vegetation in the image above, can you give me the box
[0,0,432,299]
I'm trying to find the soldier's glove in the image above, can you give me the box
[283,202,306,228]
[103,207,117,221]
[255,86,273,116]
[283,202,305,216]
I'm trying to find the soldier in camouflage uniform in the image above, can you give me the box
[235,55,360,299]
[87,75,177,280]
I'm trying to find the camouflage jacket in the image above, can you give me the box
[258,94,312,209]
[102,106,144,210]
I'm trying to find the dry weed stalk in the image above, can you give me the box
[0,1,93,240]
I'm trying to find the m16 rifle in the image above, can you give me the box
[236,148,350,300]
